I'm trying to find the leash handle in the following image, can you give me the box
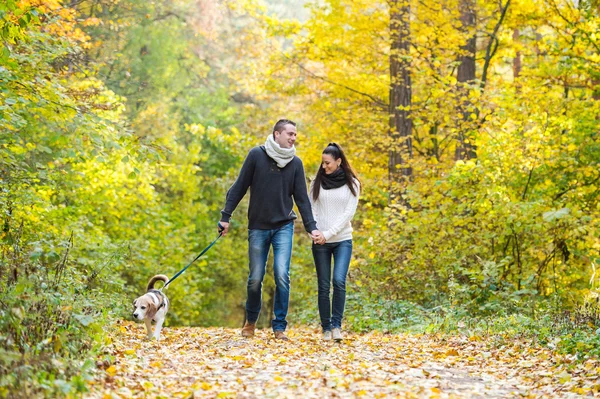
[161,224,224,290]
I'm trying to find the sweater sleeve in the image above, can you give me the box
[220,149,257,223]
[293,159,318,232]
[323,180,360,241]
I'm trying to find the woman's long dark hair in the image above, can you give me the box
[312,143,360,201]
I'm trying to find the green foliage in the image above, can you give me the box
[0,229,121,398]
[0,2,144,396]
[343,297,429,333]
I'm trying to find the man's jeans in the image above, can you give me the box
[246,221,294,332]
[312,240,353,331]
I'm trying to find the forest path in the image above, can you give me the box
[86,321,596,398]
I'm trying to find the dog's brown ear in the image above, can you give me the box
[133,299,137,307]
[146,301,158,320]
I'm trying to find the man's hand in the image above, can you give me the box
[311,230,325,245]
[219,221,230,236]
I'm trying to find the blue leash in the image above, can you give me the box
[161,223,224,290]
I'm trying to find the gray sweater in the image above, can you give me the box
[220,146,317,232]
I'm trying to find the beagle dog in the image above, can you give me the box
[132,275,170,340]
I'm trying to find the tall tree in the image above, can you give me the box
[512,29,522,80]
[480,0,511,89]
[388,0,413,202]
[455,0,477,160]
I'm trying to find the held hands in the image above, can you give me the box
[311,230,325,245]
[220,223,320,242]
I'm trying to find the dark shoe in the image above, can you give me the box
[241,321,256,337]
[274,331,289,341]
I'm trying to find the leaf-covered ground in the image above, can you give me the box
[86,321,600,398]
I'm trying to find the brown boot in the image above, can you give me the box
[273,331,289,341]
[241,321,256,337]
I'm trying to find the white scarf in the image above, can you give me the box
[264,135,296,168]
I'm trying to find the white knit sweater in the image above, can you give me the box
[309,179,360,243]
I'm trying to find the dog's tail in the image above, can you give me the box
[147,274,169,291]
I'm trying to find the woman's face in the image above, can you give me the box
[321,153,341,175]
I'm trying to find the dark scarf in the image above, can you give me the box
[321,168,347,190]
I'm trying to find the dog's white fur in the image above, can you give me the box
[133,275,170,340]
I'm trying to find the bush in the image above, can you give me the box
[0,232,123,398]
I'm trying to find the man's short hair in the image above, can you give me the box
[273,119,296,134]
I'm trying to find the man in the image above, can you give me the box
[218,119,323,341]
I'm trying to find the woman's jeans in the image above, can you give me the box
[246,221,294,332]
[312,239,353,331]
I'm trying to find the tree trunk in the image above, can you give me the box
[455,0,477,161]
[513,29,522,80]
[457,0,476,85]
[388,0,413,203]
[481,0,511,89]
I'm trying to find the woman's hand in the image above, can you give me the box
[311,230,326,245]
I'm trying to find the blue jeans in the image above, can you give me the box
[246,221,294,332]
[312,240,353,331]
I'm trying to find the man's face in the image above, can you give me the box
[274,124,297,149]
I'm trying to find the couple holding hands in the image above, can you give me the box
[218,119,360,342]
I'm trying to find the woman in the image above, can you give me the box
[310,143,360,341]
